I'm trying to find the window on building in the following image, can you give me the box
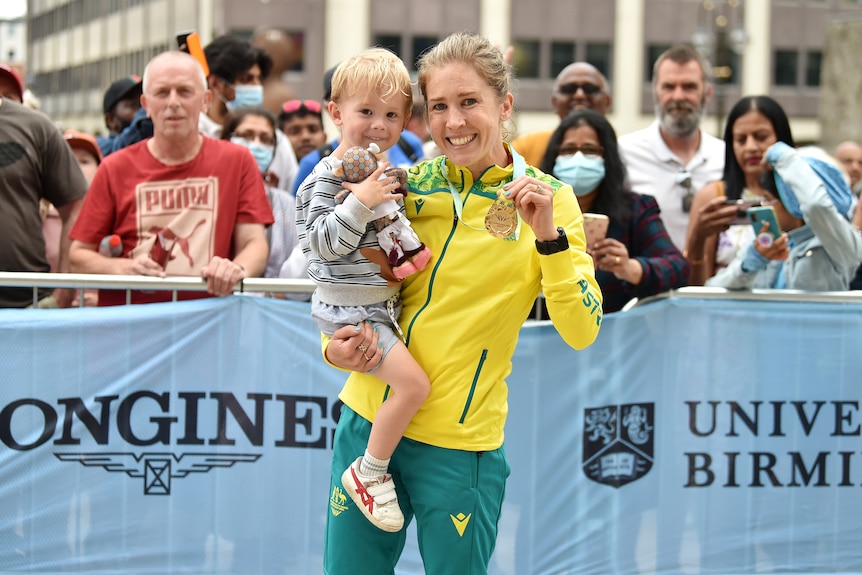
[805,50,822,87]
[774,49,798,86]
[586,42,612,80]
[512,39,540,79]
[373,34,402,59]
[412,36,437,70]
[70,64,85,91]
[728,51,741,85]
[550,41,576,79]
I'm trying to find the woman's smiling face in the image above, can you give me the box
[424,61,512,178]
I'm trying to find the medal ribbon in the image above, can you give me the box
[441,147,526,240]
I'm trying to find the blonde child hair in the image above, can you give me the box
[330,47,413,112]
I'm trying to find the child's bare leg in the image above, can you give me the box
[341,339,429,532]
[363,340,430,461]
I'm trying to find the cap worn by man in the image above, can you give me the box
[103,75,142,115]
[0,63,25,103]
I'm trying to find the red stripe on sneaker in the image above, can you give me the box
[350,466,375,513]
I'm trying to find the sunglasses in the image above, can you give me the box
[281,99,323,114]
[676,169,694,213]
[557,82,602,97]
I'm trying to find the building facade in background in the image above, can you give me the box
[0,13,26,66]
[22,0,862,142]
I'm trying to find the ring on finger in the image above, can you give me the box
[362,352,371,361]
[615,255,621,264]
[358,343,368,353]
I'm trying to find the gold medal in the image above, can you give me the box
[485,199,518,239]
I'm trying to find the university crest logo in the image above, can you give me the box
[582,403,654,488]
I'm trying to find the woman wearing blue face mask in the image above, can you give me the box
[539,109,690,312]
[222,106,304,282]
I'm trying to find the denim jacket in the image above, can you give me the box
[706,143,862,291]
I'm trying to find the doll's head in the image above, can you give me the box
[337,142,381,183]
[333,142,408,188]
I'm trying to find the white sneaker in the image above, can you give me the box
[340,457,404,532]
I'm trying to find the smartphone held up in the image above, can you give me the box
[583,213,609,247]
[725,198,761,226]
[748,206,782,240]
[176,30,210,77]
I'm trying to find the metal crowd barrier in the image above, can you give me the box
[0,272,317,307]
[1,272,861,309]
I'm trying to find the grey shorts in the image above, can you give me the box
[311,293,403,370]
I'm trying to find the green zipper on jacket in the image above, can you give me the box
[404,195,460,347]
[459,349,488,423]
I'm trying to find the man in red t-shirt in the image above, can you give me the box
[69,51,274,306]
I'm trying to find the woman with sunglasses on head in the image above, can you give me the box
[222,106,300,280]
[684,95,795,285]
[278,99,328,161]
[540,109,689,312]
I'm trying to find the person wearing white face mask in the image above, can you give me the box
[202,35,298,194]
[540,110,690,312]
[222,106,302,283]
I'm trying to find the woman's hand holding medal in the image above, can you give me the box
[501,176,558,241]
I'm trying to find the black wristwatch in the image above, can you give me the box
[535,227,569,255]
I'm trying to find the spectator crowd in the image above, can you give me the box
[3,27,862,575]
[2,33,862,312]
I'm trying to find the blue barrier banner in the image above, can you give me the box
[1,296,861,574]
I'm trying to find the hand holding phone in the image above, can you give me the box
[748,206,781,238]
[583,213,609,247]
[748,205,782,251]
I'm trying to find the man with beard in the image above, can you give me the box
[512,62,612,167]
[618,45,724,249]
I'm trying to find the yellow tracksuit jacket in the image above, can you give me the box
[338,150,602,451]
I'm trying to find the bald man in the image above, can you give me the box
[70,51,273,305]
[511,62,612,167]
[835,141,862,195]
